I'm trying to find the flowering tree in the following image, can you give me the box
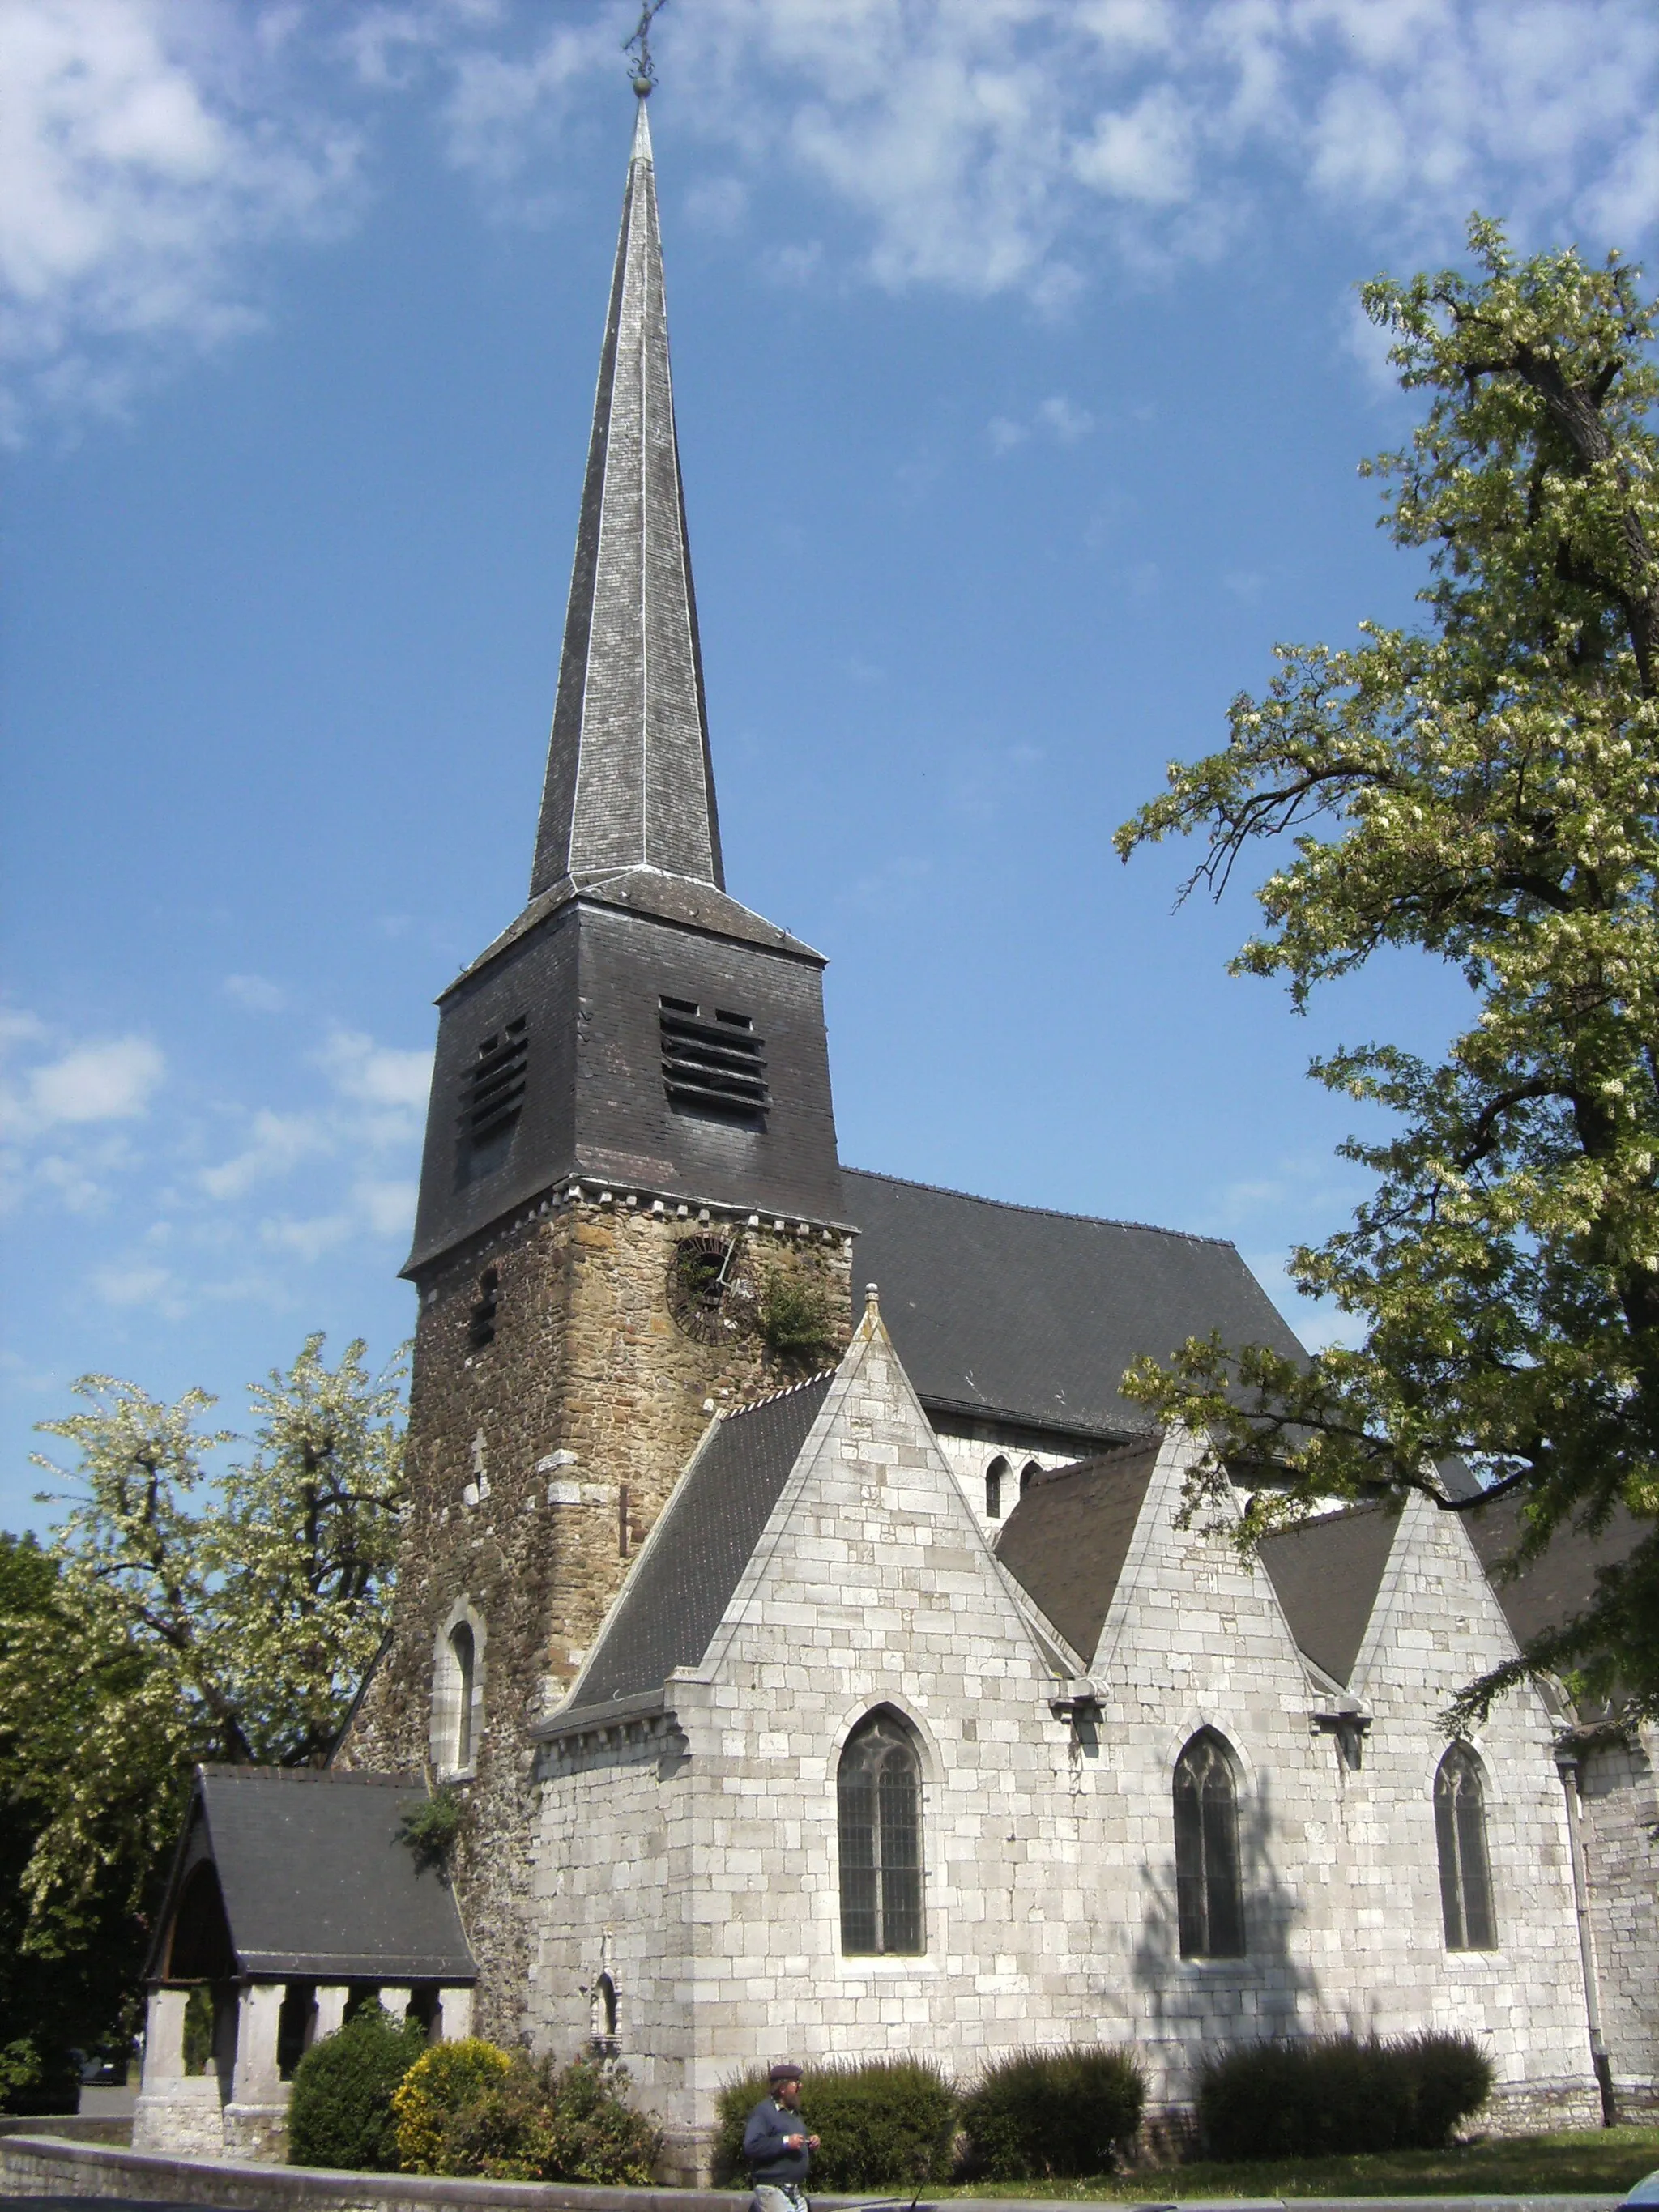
[1115,221,1659,1728]
[0,1335,406,2095]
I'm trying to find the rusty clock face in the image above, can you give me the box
[667,1233,749,1341]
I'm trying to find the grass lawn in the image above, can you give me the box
[936,2125,1659,2200]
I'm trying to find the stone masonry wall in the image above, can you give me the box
[338,1191,851,2043]
[521,1316,1599,2177]
[1577,1724,1659,2113]
[1341,1491,1597,2120]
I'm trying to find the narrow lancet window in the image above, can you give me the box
[1435,1745,1496,1950]
[1174,1729,1244,1958]
[838,1709,924,1956]
[985,1456,1009,1519]
[450,1622,476,1771]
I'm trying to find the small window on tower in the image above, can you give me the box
[469,1268,499,1351]
[659,996,769,1127]
[460,1016,527,1182]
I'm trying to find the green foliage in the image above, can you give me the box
[755,1265,841,1360]
[959,2046,1146,2180]
[396,2049,659,2184]
[391,2036,512,2172]
[1197,2034,1492,2159]
[1115,218,1659,1726]
[181,1985,215,2076]
[12,1337,405,1984]
[714,2060,957,2193]
[0,1531,152,2108]
[399,1786,463,1873]
[286,2005,429,2171]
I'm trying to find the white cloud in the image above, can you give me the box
[6,1,1657,428]
[0,0,362,434]
[355,1176,418,1237]
[989,391,1095,451]
[318,1027,433,1110]
[222,972,288,1012]
[91,1256,185,1311]
[1035,393,1094,441]
[199,1107,328,1200]
[0,1031,164,1137]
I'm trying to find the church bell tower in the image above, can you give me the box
[339,92,853,2033]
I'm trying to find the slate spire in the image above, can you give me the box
[530,93,724,897]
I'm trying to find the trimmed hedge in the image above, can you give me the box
[286,2006,429,2171]
[714,2060,957,2193]
[959,2046,1146,2180]
[1197,2033,1493,2159]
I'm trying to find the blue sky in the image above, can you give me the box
[4,0,1657,1529]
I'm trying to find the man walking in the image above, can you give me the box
[744,2061,820,2212]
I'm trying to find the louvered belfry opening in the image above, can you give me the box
[459,1016,527,1183]
[659,995,769,1127]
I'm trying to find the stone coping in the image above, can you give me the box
[0,2139,1634,2212]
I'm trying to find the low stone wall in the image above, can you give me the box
[0,2136,1636,2212]
[0,2135,741,2212]
[0,2116,130,2145]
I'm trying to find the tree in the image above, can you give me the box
[2,1334,407,2068]
[0,1533,156,2110]
[1115,219,1659,1728]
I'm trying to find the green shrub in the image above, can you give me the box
[400,2050,660,2184]
[535,2053,662,2184]
[391,2036,513,2173]
[755,1268,840,1360]
[1394,2032,1495,2150]
[959,2046,1146,2180]
[1197,2033,1492,2159]
[714,2060,957,2193]
[286,2005,428,2171]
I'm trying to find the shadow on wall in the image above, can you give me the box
[1132,1767,1315,2099]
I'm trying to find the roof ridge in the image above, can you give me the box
[1260,1499,1398,1537]
[842,1165,1235,1249]
[724,1369,838,1418]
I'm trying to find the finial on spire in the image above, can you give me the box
[625,0,668,96]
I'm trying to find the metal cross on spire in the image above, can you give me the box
[625,0,669,96]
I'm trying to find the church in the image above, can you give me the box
[132,92,1656,2177]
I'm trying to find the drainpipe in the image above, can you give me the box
[1555,1746,1616,2126]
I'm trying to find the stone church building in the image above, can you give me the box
[134,92,1655,2173]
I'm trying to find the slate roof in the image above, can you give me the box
[150,1767,476,1983]
[563,1373,834,1715]
[845,1169,1307,1443]
[993,1443,1163,1667]
[530,99,723,899]
[1257,1504,1401,1688]
[1463,1493,1647,1658]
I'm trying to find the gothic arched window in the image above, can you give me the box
[450,1622,476,1769]
[1435,1745,1496,1950]
[1021,1459,1042,1494]
[1174,1729,1244,1959]
[985,1457,1009,1519]
[433,1603,484,1779]
[838,1708,924,1956]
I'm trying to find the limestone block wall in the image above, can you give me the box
[1577,1724,1659,2113]
[340,1191,850,2042]
[929,1419,1095,1541]
[1077,1430,1355,2094]
[1346,1495,1597,2125]
[522,1322,1600,2175]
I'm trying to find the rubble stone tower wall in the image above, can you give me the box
[339,1191,851,2039]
